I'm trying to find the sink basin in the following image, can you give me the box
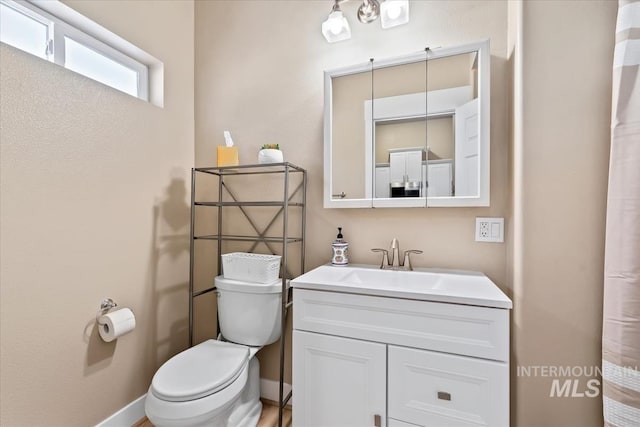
[291,264,512,309]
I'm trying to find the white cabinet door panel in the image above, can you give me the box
[389,152,406,183]
[388,346,509,427]
[426,162,452,197]
[388,418,423,427]
[293,330,387,427]
[375,166,390,198]
[405,151,423,183]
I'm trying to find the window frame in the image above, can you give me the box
[1,0,150,102]
[0,0,54,60]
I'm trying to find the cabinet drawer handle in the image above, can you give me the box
[374,414,381,427]
[437,391,452,401]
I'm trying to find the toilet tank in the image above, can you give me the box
[214,276,284,346]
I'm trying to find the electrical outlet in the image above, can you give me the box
[476,217,504,243]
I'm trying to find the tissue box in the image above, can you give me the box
[217,146,239,167]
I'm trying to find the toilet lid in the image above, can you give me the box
[151,339,249,402]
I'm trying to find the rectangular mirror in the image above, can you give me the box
[324,39,490,208]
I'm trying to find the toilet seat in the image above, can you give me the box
[151,340,249,402]
[145,359,250,427]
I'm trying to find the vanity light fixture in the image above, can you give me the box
[357,0,380,24]
[322,0,410,43]
[380,0,410,29]
[322,0,352,43]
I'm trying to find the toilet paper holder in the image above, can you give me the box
[96,298,118,321]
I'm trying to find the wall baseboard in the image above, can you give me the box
[95,394,146,427]
[95,378,292,426]
[260,378,292,404]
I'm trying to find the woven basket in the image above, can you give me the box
[221,252,281,283]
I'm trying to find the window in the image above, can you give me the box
[65,37,139,98]
[0,1,51,60]
[0,0,154,103]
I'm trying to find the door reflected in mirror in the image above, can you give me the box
[324,39,490,208]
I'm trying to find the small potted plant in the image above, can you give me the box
[258,143,284,164]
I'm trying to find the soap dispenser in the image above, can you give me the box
[331,227,349,266]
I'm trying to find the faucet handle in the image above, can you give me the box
[371,248,389,269]
[402,250,423,271]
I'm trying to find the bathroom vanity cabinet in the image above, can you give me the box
[291,267,511,427]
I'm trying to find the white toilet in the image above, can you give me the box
[145,275,284,427]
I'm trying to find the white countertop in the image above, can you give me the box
[291,264,512,309]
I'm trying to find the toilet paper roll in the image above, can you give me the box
[98,308,136,342]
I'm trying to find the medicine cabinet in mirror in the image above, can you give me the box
[324,39,490,208]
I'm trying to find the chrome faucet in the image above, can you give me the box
[371,238,423,271]
[390,238,401,268]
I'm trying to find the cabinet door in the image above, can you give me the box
[405,150,423,183]
[389,152,406,183]
[375,166,390,198]
[388,345,509,426]
[389,419,422,427]
[427,162,453,197]
[293,330,387,427]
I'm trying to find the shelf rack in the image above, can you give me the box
[188,162,306,427]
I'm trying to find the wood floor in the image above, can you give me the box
[257,401,292,427]
[133,400,291,427]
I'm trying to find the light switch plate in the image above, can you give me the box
[476,217,504,243]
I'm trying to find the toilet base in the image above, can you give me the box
[224,356,262,427]
[146,355,262,427]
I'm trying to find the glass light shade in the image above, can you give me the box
[357,0,380,24]
[380,0,409,29]
[322,11,351,43]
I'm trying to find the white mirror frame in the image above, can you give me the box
[323,39,490,208]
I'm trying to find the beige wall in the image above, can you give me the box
[510,1,616,426]
[195,0,509,387]
[0,1,617,425]
[0,1,194,425]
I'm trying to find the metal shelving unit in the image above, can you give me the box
[188,162,306,426]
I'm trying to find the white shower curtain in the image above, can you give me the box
[602,1,640,426]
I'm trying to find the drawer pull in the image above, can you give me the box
[437,391,452,401]
[374,414,381,427]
